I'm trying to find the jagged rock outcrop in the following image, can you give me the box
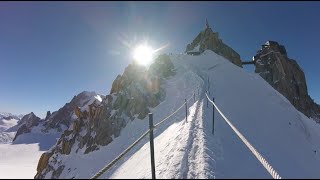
[36,152,53,174]
[42,91,98,132]
[12,112,41,141]
[34,54,176,179]
[45,111,51,121]
[185,19,242,67]
[12,91,99,143]
[254,40,320,121]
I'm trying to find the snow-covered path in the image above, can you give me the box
[103,95,208,179]
[184,99,213,179]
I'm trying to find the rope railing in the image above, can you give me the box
[154,101,186,128]
[91,129,151,179]
[154,92,195,128]
[205,93,282,179]
[91,91,197,179]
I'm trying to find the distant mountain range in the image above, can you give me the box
[0,112,23,132]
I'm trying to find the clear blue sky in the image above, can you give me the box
[1,2,319,118]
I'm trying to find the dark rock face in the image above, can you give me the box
[34,54,176,179]
[254,41,320,121]
[42,91,98,132]
[12,112,40,141]
[185,19,242,67]
[45,111,51,121]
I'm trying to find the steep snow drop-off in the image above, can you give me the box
[50,50,320,179]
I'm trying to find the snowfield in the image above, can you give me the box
[0,121,62,178]
[0,143,45,179]
[0,128,61,179]
[2,50,320,179]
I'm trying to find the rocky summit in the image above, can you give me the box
[185,19,242,67]
[12,112,41,141]
[254,40,320,122]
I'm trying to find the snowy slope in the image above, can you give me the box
[95,51,320,179]
[40,50,320,179]
[4,50,320,178]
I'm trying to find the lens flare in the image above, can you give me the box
[133,45,154,66]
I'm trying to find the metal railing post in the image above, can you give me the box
[148,113,156,179]
[185,99,187,122]
[206,91,208,108]
[212,97,215,135]
[208,77,210,91]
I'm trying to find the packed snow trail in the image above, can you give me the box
[184,99,213,178]
[98,54,208,179]
[102,97,210,179]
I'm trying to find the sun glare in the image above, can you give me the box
[133,45,154,66]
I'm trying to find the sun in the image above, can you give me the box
[133,44,154,66]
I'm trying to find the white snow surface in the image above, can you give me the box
[0,132,16,144]
[0,143,45,179]
[2,50,320,178]
[94,95,103,102]
[0,123,61,178]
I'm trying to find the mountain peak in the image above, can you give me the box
[185,19,242,67]
[254,41,320,121]
[205,18,210,29]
